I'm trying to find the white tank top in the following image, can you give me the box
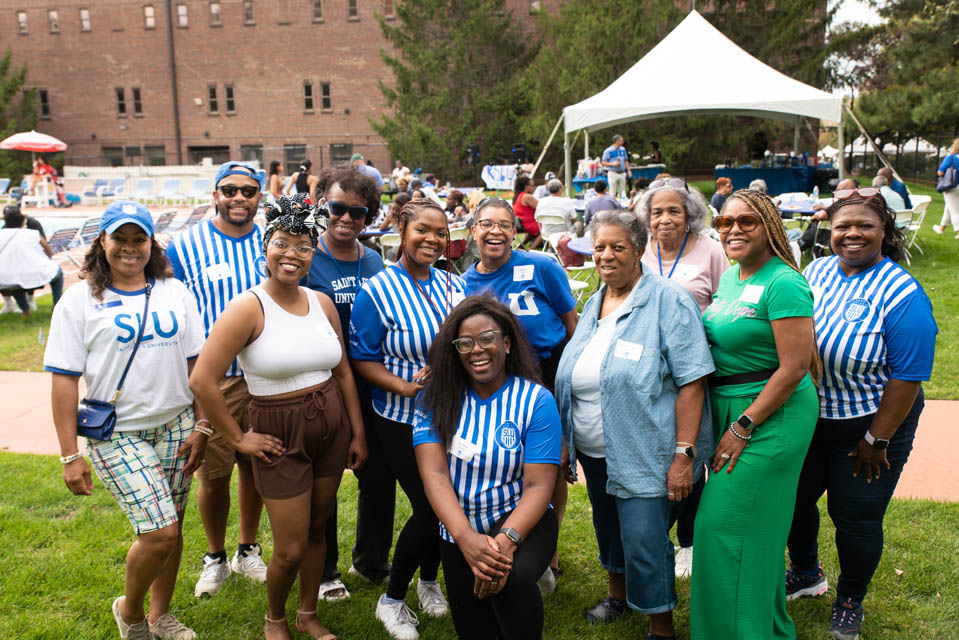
[237,286,342,396]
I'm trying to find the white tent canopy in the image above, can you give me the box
[562,10,844,186]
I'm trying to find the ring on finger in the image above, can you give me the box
[720,453,730,459]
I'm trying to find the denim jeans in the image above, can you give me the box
[787,390,923,602]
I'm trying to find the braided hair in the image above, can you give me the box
[723,189,799,272]
[826,194,904,263]
[396,197,453,310]
[262,192,320,252]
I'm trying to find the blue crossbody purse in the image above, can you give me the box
[76,284,152,440]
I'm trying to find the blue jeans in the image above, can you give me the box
[578,451,682,614]
[787,390,923,603]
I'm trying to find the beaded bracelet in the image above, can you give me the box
[194,420,215,437]
[59,452,83,465]
[728,422,753,442]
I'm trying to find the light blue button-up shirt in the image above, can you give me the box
[555,272,715,499]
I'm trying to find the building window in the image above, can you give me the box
[243,0,255,24]
[79,8,91,31]
[47,10,59,33]
[225,85,235,113]
[176,3,188,27]
[103,147,124,167]
[146,146,166,166]
[39,89,50,118]
[115,88,127,116]
[241,145,263,164]
[209,2,221,26]
[348,0,358,20]
[132,88,143,115]
[17,11,28,34]
[125,146,142,162]
[329,143,354,165]
[312,0,323,22]
[284,144,306,175]
[383,0,395,18]
[143,5,156,29]
[208,85,219,113]
[303,82,314,111]
[320,82,331,110]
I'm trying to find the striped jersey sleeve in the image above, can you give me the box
[805,256,937,419]
[166,219,265,377]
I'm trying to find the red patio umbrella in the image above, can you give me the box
[0,130,68,154]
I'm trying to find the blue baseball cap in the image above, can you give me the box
[214,161,260,189]
[100,200,154,236]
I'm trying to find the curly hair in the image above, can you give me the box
[635,183,709,235]
[262,192,320,252]
[81,236,172,300]
[826,193,905,263]
[315,166,382,224]
[419,295,541,447]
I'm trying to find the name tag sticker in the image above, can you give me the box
[739,284,764,304]
[449,435,477,462]
[673,263,699,280]
[513,265,535,281]
[613,339,644,361]
[206,263,233,282]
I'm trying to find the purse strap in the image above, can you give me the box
[110,282,152,403]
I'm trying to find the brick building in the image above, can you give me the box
[1,0,556,173]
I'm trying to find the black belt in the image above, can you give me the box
[709,368,778,388]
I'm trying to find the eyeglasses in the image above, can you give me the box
[474,219,515,232]
[327,200,369,220]
[648,178,689,192]
[269,238,314,257]
[712,212,762,233]
[218,184,260,199]
[834,187,881,201]
[452,329,502,354]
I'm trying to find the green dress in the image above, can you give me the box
[691,256,819,639]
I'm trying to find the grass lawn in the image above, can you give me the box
[1,451,957,639]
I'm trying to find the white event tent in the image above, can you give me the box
[561,10,845,191]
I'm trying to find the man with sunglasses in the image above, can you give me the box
[166,161,270,598]
[798,178,858,253]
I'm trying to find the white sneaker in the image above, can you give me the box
[537,566,556,595]
[376,595,420,640]
[416,579,449,616]
[111,597,154,640]
[26,293,36,312]
[0,297,19,314]
[150,612,197,639]
[349,563,390,583]
[231,543,267,583]
[674,545,693,578]
[933,224,945,235]
[195,553,231,597]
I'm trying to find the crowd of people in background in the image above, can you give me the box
[33,147,941,640]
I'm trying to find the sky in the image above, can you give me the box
[831,0,884,28]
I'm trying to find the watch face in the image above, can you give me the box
[684,446,695,458]
[873,439,889,450]
[737,414,753,429]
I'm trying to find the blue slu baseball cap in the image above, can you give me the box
[214,161,260,189]
[100,200,155,236]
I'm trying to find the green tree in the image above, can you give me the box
[0,47,39,183]
[372,0,534,180]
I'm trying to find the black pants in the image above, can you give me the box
[442,509,557,640]
[676,470,706,548]
[537,335,570,394]
[322,389,397,582]
[787,391,923,603]
[371,412,440,599]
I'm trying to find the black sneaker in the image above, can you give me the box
[584,597,626,625]
[785,563,828,600]
[828,597,863,640]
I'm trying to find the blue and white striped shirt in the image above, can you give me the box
[412,376,561,543]
[804,256,937,419]
[349,264,467,424]
[166,218,265,377]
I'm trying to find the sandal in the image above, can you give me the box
[584,597,626,625]
[318,578,351,602]
[295,610,337,640]
[264,615,289,640]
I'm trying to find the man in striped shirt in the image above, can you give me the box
[166,161,268,597]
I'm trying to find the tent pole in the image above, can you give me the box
[837,116,845,181]
[845,105,903,183]
[584,130,590,161]
[793,117,800,153]
[531,113,564,179]
[564,131,572,197]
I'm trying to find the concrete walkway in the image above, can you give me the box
[2,370,956,501]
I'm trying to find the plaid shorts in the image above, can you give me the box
[87,407,195,535]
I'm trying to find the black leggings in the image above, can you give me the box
[371,413,440,599]
[441,509,557,640]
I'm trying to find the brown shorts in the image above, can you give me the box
[195,376,254,482]
[248,377,351,500]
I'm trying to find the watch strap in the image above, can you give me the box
[496,527,522,546]
[675,445,696,459]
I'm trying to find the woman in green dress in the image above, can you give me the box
[691,189,820,639]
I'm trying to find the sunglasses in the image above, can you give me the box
[452,329,502,354]
[649,178,689,192]
[834,187,881,201]
[218,184,260,199]
[712,212,762,233]
[474,219,515,232]
[327,200,369,220]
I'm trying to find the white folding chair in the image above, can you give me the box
[379,233,401,266]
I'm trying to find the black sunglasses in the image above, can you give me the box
[327,200,369,220]
[218,184,259,199]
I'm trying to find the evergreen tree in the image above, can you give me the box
[0,47,39,182]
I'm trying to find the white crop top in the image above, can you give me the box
[237,286,342,396]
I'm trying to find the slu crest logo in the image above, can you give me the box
[254,256,268,279]
[495,421,520,450]
[842,298,871,323]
